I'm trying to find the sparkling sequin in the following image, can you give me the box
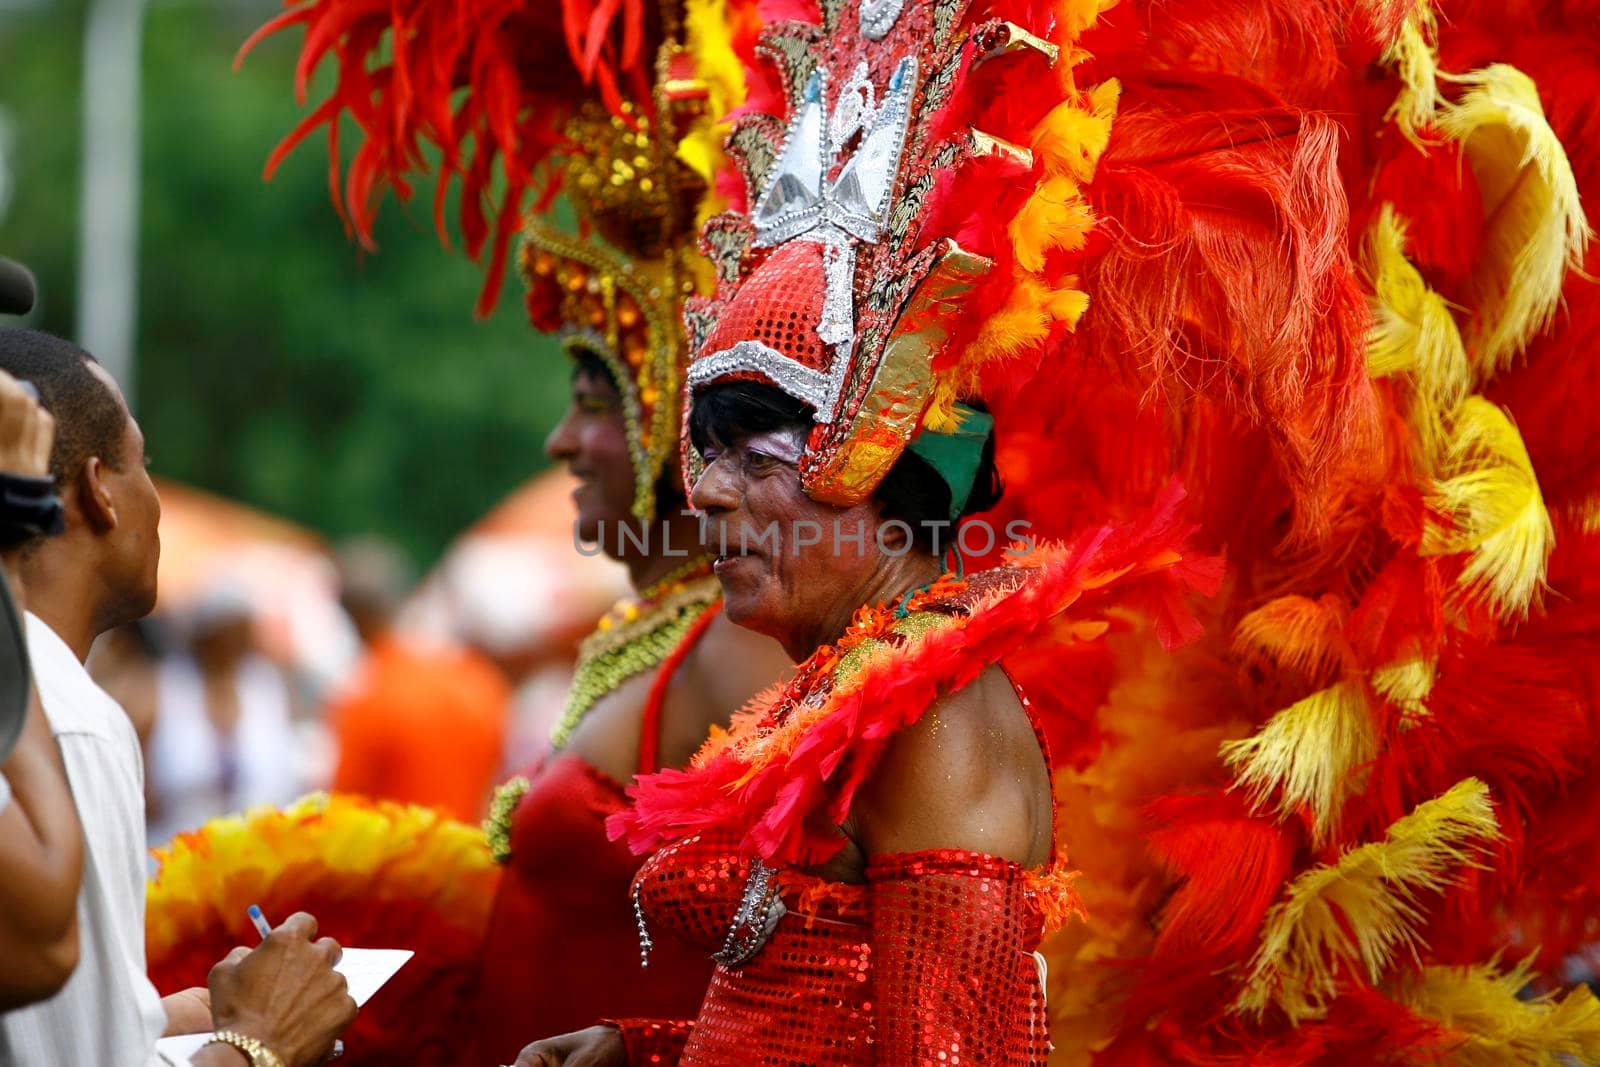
[627,833,1052,1064]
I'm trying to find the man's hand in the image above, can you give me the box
[161,985,213,1036]
[512,1025,627,1067]
[0,371,52,478]
[207,912,357,1067]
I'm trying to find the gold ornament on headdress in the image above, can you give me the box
[520,31,727,523]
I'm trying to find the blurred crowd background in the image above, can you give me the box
[0,0,631,848]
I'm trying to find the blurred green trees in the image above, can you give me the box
[0,0,572,566]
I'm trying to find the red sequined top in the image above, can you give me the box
[612,680,1055,1066]
[618,833,1052,1064]
[476,755,716,1063]
[475,613,721,1065]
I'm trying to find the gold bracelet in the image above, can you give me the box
[205,1030,286,1067]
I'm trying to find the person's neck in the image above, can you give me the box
[623,508,710,595]
[19,542,106,663]
[785,552,943,662]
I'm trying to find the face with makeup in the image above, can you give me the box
[544,358,639,550]
[689,420,927,660]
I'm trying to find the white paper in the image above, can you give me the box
[332,947,413,1006]
[152,948,412,1064]
[153,1034,211,1064]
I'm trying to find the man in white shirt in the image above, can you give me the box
[0,330,357,1067]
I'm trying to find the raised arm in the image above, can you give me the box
[0,367,83,1009]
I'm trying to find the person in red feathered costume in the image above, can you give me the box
[507,0,1221,1061]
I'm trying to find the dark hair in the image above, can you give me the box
[0,328,127,484]
[689,379,812,455]
[688,381,1002,554]
[569,347,619,390]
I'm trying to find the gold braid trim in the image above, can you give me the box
[484,776,530,865]
[484,563,717,866]
[551,570,720,749]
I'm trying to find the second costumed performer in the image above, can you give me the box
[148,3,788,1065]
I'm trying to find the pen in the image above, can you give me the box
[243,904,344,1059]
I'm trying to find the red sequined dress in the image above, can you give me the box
[605,515,1211,1065]
[476,611,721,1065]
[618,765,1054,1063]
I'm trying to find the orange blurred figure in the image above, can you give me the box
[327,539,508,823]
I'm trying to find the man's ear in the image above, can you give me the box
[871,505,911,554]
[74,456,118,534]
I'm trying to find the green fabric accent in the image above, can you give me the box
[908,405,994,520]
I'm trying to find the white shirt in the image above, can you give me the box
[146,653,303,849]
[0,614,167,1067]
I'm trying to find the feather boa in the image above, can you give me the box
[146,794,500,1067]
[609,482,1220,868]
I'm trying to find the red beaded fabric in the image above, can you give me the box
[618,832,1050,1065]
[699,242,831,375]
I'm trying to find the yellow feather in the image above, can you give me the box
[1231,595,1347,687]
[1378,0,1442,144]
[678,0,748,223]
[1044,280,1090,326]
[1031,81,1119,184]
[963,276,1087,373]
[1364,206,1471,414]
[684,0,744,119]
[922,384,964,433]
[1010,175,1096,273]
[1435,64,1592,380]
[1424,397,1553,618]
[148,793,499,958]
[1235,779,1501,1021]
[1220,681,1376,845]
[1399,957,1600,1065]
[1372,655,1437,724]
[1571,496,1600,535]
[1053,0,1114,38]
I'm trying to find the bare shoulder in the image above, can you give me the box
[681,610,791,716]
[848,663,1051,868]
[562,668,654,783]
[656,609,791,769]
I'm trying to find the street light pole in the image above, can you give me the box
[76,0,149,403]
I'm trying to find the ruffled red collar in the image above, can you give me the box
[609,483,1219,869]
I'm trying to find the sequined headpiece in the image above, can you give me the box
[682,1,1069,506]
[520,45,716,523]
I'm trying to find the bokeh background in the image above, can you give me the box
[3,0,570,563]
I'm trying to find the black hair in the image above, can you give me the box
[569,347,619,390]
[689,379,812,455]
[688,381,1002,555]
[0,328,127,484]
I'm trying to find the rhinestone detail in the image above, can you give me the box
[711,858,788,968]
[859,0,908,39]
[687,339,834,418]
